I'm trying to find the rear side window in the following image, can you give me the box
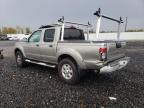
[64,28,85,40]
[44,29,55,42]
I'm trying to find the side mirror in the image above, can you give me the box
[22,38,28,42]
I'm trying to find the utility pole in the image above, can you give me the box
[125,17,128,32]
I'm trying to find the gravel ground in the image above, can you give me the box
[0,41,144,108]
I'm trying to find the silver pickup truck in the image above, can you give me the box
[14,9,130,84]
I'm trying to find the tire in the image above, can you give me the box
[0,54,4,59]
[58,58,80,84]
[79,70,87,78]
[15,51,26,67]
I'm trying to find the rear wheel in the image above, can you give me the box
[58,58,80,84]
[15,51,26,67]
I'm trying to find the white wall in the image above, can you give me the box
[7,32,144,41]
[88,32,144,41]
[7,34,30,40]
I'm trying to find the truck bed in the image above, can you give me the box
[57,40,127,69]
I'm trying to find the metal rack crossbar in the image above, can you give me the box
[58,16,91,41]
[58,16,91,27]
[94,8,123,40]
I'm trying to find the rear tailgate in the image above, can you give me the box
[107,41,126,61]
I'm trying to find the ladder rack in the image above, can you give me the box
[94,8,123,40]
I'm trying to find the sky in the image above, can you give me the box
[0,0,144,31]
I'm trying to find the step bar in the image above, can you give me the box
[25,59,56,68]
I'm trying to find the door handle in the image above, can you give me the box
[49,45,53,47]
[36,44,39,47]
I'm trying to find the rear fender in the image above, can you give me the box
[57,48,86,69]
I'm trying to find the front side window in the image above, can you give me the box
[29,30,42,42]
[44,29,55,42]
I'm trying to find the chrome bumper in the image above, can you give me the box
[100,57,130,73]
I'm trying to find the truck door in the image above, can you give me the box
[40,28,57,63]
[23,30,42,60]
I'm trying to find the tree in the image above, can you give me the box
[127,29,144,32]
[0,28,1,35]
[1,27,17,34]
[2,27,8,34]
[16,26,21,34]
[25,27,31,34]
[20,28,24,34]
[7,27,17,34]
[0,26,32,34]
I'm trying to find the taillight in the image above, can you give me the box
[99,48,107,61]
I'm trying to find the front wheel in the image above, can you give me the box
[58,58,80,84]
[15,51,26,67]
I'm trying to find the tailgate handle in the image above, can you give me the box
[116,42,121,48]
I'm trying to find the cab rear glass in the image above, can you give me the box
[63,28,85,40]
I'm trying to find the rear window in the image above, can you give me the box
[63,28,85,40]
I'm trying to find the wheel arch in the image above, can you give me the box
[14,48,25,57]
[57,53,86,69]
[58,54,77,67]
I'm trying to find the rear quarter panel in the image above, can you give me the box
[57,41,104,69]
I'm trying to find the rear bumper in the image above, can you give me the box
[100,57,130,73]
